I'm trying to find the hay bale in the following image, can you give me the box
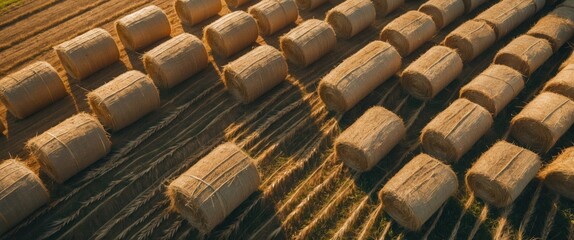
[475,0,545,39]
[527,14,573,52]
[460,64,524,116]
[379,11,437,56]
[223,46,287,103]
[54,28,119,81]
[462,0,487,12]
[325,0,376,39]
[560,51,574,71]
[493,35,553,76]
[115,5,171,51]
[335,106,405,172]
[550,6,574,28]
[248,0,298,36]
[539,146,574,200]
[543,64,574,100]
[510,92,574,153]
[87,71,160,132]
[443,19,496,62]
[421,98,493,162]
[318,41,401,112]
[0,160,49,235]
[167,142,260,234]
[372,0,403,16]
[418,0,465,29]
[379,154,457,231]
[26,113,111,183]
[175,0,222,26]
[226,0,252,8]
[401,46,463,100]
[296,0,328,10]
[0,61,67,119]
[560,0,574,8]
[466,141,541,207]
[280,19,336,67]
[204,11,258,57]
[143,33,208,89]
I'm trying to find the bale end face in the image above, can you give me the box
[400,71,433,100]
[379,190,422,230]
[420,130,459,162]
[204,27,231,58]
[335,141,370,171]
[465,173,513,207]
[371,0,404,16]
[326,11,354,39]
[142,55,169,89]
[510,118,554,153]
[539,147,574,200]
[318,82,348,112]
[379,29,409,57]
[167,184,211,234]
[223,69,251,104]
[280,37,307,67]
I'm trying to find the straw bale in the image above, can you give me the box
[379,11,437,56]
[248,0,298,36]
[543,64,574,100]
[280,19,336,67]
[204,11,259,57]
[226,0,252,8]
[475,0,545,39]
[443,19,496,62]
[296,0,328,10]
[418,0,465,29]
[539,146,574,200]
[326,0,376,39]
[372,0,404,16]
[116,5,171,51]
[463,0,487,12]
[527,14,573,52]
[494,35,553,76]
[175,0,222,26]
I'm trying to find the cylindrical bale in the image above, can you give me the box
[418,0,465,29]
[379,11,437,56]
[401,45,463,100]
[550,6,574,28]
[543,64,574,100]
[325,0,376,39]
[460,64,525,116]
[115,5,171,51]
[318,41,401,112]
[560,51,574,71]
[421,98,493,163]
[560,0,574,8]
[443,19,496,62]
[143,33,208,89]
[54,28,119,81]
[226,0,252,8]
[0,160,49,235]
[87,71,160,132]
[204,11,258,58]
[248,0,298,36]
[475,0,545,39]
[26,113,112,183]
[379,154,457,231]
[539,147,574,200]
[335,106,405,172]
[167,142,260,234]
[372,0,404,16]
[527,15,573,52]
[493,35,553,76]
[223,46,288,103]
[510,92,574,153]
[463,0,487,12]
[175,0,222,26]
[296,0,328,10]
[0,62,67,119]
[466,141,541,207]
[280,19,337,67]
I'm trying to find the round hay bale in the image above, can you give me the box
[379,154,457,231]
[465,141,541,207]
[167,142,260,234]
[539,146,574,200]
[115,5,171,51]
[527,14,573,52]
[462,0,487,12]
[510,92,574,153]
[296,0,328,10]
[460,64,524,116]
[325,0,376,39]
[175,0,222,26]
[418,0,465,29]
[223,45,288,103]
[543,64,574,100]
[143,33,208,89]
[560,51,574,71]
[318,41,401,112]
[26,113,112,183]
[401,45,463,100]
[493,35,553,76]
[226,0,252,8]
[0,160,49,235]
[54,28,119,81]
[280,19,336,67]
[550,6,574,28]
[560,0,574,8]
[379,11,437,56]
[475,0,544,39]
[0,61,67,119]
[87,71,160,132]
[443,19,496,62]
[335,106,405,172]
[248,0,298,36]
[204,11,259,58]
[421,98,493,163]
[372,0,404,17]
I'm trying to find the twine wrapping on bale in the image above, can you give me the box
[372,0,404,16]
[143,33,208,89]
[115,5,171,52]
[443,19,496,62]
[0,61,67,119]
[539,146,574,200]
[248,0,298,36]
[475,0,545,39]
[379,154,457,231]
[296,0,328,10]
[543,64,574,100]
[421,98,493,163]
[318,41,401,112]
[527,14,573,52]
[0,160,49,235]
[54,28,119,81]
[510,92,574,153]
[379,11,437,56]
[325,0,376,39]
[226,0,252,8]
[401,45,463,100]
[223,45,288,103]
[280,19,336,67]
[26,113,111,183]
[335,106,405,172]
[466,141,541,207]
[460,64,524,116]
[167,142,260,234]
[175,0,222,26]
[463,0,487,12]
[418,0,465,29]
[204,11,259,58]
[87,70,160,132]
[494,35,553,76]
[560,51,574,71]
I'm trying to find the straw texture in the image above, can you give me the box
[494,35,553,76]
[380,11,437,56]
[175,0,222,26]
[226,0,252,8]
[543,64,574,100]
[443,19,496,62]
[463,0,487,12]
[204,11,258,57]
[527,14,573,52]
[280,19,336,67]
[475,0,545,39]
[115,5,171,51]
[418,0,465,29]
[560,51,574,71]
[539,146,574,200]
[551,6,574,28]
[296,0,328,10]
[326,0,376,39]
[248,0,298,36]
[372,0,404,16]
